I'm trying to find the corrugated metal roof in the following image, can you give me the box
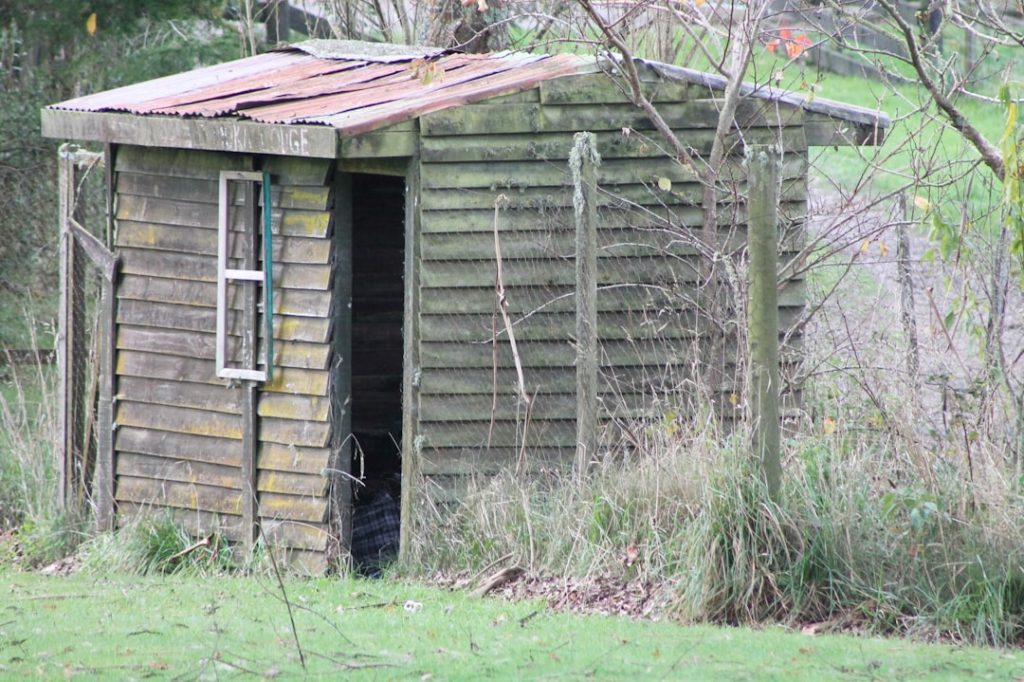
[50,43,588,137]
[48,39,889,138]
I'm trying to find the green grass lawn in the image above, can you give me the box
[1,571,1021,680]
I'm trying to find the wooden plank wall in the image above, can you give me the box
[112,146,337,573]
[413,76,808,501]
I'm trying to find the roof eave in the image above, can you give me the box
[635,59,891,147]
[41,108,340,158]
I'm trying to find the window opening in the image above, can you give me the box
[216,170,273,382]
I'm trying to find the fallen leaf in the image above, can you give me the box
[86,12,97,36]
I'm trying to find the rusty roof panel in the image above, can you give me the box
[153,60,401,117]
[49,43,591,138]
[133,57,364,115]
[241,53,538,125]
[56,51,308,113]
[309,54,586,135]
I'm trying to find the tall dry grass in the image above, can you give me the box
[411,391,1024,644]
[0,341,85,565]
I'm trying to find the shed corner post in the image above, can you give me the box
[57,143,89,513]
[329,169,354,568]
[570,132,600,477]
[399,158,422,565]
[746,143,782,502]
[95,142,118,532]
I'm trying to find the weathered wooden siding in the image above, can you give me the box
[112,146,337,573]
[412,75,807,500]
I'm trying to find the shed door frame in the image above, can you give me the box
[331,156,419,565]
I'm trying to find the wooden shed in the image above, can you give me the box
[42,40,888,572]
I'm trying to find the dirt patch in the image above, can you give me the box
[434,570,672,619]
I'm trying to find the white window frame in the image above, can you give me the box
[216,170,271,382]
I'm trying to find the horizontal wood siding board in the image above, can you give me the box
[116,401,328,447]
[116,475,243,515]
[258,442,331,475]
[262,156,333,186]
[259,417,331,448]
[43,111,338,158]
[118,275,331,317]
[420,181,808,211]
[419,256,696,288]
[538,73,699,104]
[419,155,806,190]
[117,376,242,415]
[116,452,325,497]
[257,492,328,523]
[419,447,571,475]
[419,420,576,448]
[116,350,329,396]
[419,225,804,260]
[258,392,331,421]
[116,172,332,210]
[116,427,242,468]
[116,502,244,541]
[419,357,802,396]
[115,145,251,178]
[117,400,242,439]
[116,375,328,420]
[115,476,326,523]
[420,366,669,396]
[116,221,331,264]
[256,470,329,497]
[116,503,328,552]
[419,311,705,343]
[420,253,804,288]
[421,127,806,163]
[417,391,716,422]
[116,326,330,369]
[418,280,806,315]
[339,130,417,158]
[420,100,804,136]
[258,519,330,551]
[116,452,240,490]
[116,299,330,342]
[116,195,332,237]
[419,205,751,233]
[110,438,334,488]
[119,249,332,290]
[420,339,683,369]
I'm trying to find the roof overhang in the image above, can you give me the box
[640,59,890,146]
[41,108,340,158]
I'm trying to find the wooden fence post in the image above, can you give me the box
[570,132,600,474]
[896,192,920,390]
[746,144,782,501]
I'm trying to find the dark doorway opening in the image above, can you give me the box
[349,172,405,575]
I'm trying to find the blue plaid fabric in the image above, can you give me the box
[351,490,400,576]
